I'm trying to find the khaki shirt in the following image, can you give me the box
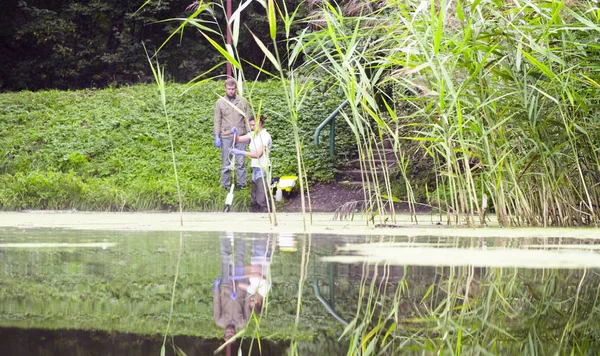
[213,284,249,328]
[214,95,251,139]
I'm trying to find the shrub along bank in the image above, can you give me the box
[0,82,352,211]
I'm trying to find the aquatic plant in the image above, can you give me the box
[301,0,600,227]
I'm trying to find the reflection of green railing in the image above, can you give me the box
[313,280,348,326]
[312,264,349,326]
[313,100,349,156]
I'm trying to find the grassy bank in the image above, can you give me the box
[0,82,352,211]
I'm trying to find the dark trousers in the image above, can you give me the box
[250,167,269,212]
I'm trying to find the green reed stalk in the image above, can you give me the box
[144,48,185,356]
[292,234,311,352]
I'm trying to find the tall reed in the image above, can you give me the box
[145,48,186,356]
[301,0,600,227]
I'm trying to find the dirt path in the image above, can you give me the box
[282,182,365,212]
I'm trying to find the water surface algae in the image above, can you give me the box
[0,211,598,239]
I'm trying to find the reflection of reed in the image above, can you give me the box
[314,234,600,352]
[339,262,600,354]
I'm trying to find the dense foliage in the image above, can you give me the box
[0,0,305,91]
[0,81,352,211]
[295,0,600,226]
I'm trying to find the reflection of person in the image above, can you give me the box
[214,78,251,190]
[231,115,272,212]
[213,232,249,339]
[236,234,273,315]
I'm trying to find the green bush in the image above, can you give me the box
[0,171,84,210]
[0,82,352,211]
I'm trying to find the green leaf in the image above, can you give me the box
[381,322,396,346]
[421,283,435,303]
[457,0,464,21]
[155,3,212,55]
[470,0,482,12]
[365,337,377,355]
[199,31,241,70]
[434,1,443,54]
[288,29,308,67]
[242,59,279,80]
[230,0,253,47]
[518,48,556,80]
[456,327,462,355]
[213,328,246,354]
[268,0,277,40]
[249,30,282,72]
[174,344,188,356]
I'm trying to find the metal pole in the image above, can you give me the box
[329,263,336,310]
[226,0,232,78]
[329,118,336,156]
[313,100,348,156]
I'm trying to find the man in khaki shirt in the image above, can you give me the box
[214,78,251,190]
[213,233,250,339]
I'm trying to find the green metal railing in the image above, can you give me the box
[313,100,349,156]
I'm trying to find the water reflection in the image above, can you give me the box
[215,232,248,339]
[215,232,274,344]
[1,229,599,354]
[317,236,600,354]
[0,327,286,356]
[238,233,273,316]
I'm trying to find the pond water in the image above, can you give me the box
[1,227,599,355]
